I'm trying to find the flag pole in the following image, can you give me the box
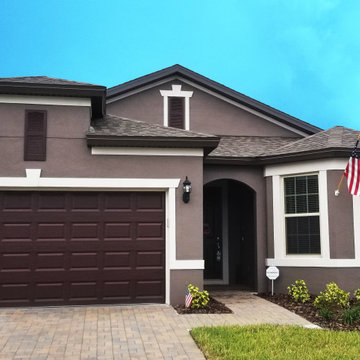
[335,134,360,196]
[335,175,345,196]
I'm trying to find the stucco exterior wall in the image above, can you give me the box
[107,80,301,137]
[203,164,267,292]
[273,267,360,295]
[266,176,274,258]
[0,101,205,304]
[327,170,355,259]
[170,270,203,304]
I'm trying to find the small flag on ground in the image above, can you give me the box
[185,286,193,308]
[344,137,360,196]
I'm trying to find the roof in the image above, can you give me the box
[0,76,106,118]
[87,114,219,154]
[107,64,322,135]
[208,136,297,159]
[0,76,101,87]
[206,126,360,164]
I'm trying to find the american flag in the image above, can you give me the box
[185,286,193,308]
[344,138,360,196]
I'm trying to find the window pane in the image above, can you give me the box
[307,175,319,194]
[285,195,296,213]
[296,176,307,194]
[284,175,319,214]
[286,216,320,254]
[296,195,307,213]
[284,178,295,195]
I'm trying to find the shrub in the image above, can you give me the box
[287,280,310,303]
[318,307,334,321]
[342,307,360,325]
[188,284,210,309]
[354,289,360,302]
[314,282,350,312]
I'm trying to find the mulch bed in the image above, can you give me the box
[259,293,360,331]
[173,296,233,314]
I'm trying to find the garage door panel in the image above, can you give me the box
[135,193,164,210]
[0,284,30,303]
[38,192,66,210]
[1,253,31,270]
[103,251,131,268]
[35,283,65,302]
[104,193,132,210]
[0,191,165,306]
[103,223,131,239]
[135,280,164,297]
[37,223,65,239]
[103,281,131,299]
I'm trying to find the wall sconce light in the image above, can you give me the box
[182,176,192,203]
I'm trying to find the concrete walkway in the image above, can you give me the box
[0,291,313,360]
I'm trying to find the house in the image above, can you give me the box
[0,65,358,307]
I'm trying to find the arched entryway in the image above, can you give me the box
[203,179,256,290]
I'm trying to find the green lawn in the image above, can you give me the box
[191,325,360,360]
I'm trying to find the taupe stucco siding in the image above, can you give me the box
[327,170,355,259]
[107,80,301,138]
[170,270,203,304]
[0,102,206,304]
[272,267,360,295]
[0,103,91,138]
[266,177,274,258]
[204,164,267,292]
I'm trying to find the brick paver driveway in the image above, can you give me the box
[0,291,313,360]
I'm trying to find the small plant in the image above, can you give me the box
[318,307,334,321]
[354,288,360,302]
[342,307,360,325]
[287,280,310,303]
[188,284,210,309]
[314,282,350,312]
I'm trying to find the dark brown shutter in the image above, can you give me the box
[168,97,185,129]
[24,110,47,161]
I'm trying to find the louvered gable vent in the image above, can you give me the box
[24,110,47,161]
[168,97,185,129]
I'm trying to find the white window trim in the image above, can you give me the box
[0,169,205,304]
[266,158,360,267]
[271,170,330,266]
[160,85,193,130]
[0,94,91,107]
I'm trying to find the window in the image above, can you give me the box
[24,110,47,161]
[168,97,185,129]
[284,175,320,254]
[160,85,193,130]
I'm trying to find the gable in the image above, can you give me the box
[107,79,305,138]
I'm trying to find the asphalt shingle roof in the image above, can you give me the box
[0,76,101,87]
[90,114,218,139]
[208,136,297,158]
[265,126,360,156]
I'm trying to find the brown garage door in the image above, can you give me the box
[0,191,165,306]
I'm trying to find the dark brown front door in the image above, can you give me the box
[0,191,165,306]
[203,187,222,279]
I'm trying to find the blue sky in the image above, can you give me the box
[1,0,359,130]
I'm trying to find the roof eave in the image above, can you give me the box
[205,147,352,165]
[86,134,220,155]
[0,83,106,119]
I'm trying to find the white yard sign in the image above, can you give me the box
[266,266,279,295]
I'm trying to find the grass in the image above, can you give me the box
[191,325,360,360]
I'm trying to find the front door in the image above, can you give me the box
[203,187,222,279]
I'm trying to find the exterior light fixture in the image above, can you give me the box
[182,176,192,203]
